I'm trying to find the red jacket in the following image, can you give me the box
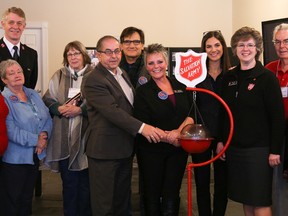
[0,93,8,155]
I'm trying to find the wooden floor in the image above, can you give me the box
[32,159,244,216]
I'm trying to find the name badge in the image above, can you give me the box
[281,87,288,98]
[68,88,80,98]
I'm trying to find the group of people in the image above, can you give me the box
[0,7,52,216]
[0,5,288,216]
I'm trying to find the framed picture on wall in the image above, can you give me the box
[86,47,99,67]
[262,18,288,65]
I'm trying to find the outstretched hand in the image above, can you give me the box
[141,125,166,143]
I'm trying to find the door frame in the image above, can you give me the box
[0,21,48,94]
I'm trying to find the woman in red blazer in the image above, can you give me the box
[0,92,8,156]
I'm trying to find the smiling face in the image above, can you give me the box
[236,38,257,66]
[121,32,144,62]
[2,63,25,89]
[274,29,288,60]
[1,12,26,44]
[145,52,168,80]
[97,38,122,73]
[67,48,84,71]
[205,37,223,62]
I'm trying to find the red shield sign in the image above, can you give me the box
[174,50,207,87]
[179,55,202,81]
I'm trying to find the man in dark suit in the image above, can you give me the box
[0,7,38,91]
[119,26,150,216]
[82,35,165,216]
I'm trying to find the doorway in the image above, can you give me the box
[0,21,48,95]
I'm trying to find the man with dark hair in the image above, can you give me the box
[0,7,38,90]
[120,26,150,88]
[120,27,150,215]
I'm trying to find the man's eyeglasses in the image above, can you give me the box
[272,39,288,46]
[98,48,121,56]
[203,30,221,37]
[67,52,81,58]
[122,40,142,46]
[237,43,256,49]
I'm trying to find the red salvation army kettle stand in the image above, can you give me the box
[173,50,234,216]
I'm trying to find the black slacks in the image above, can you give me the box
[192,143,228,216]
[137,147,188,214]
[88,156,133,216]
[0,157,39,216]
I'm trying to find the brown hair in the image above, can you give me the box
[201,30,231,72]
[231,26,263,60]
[120,27,145,44]
[62,41,91,66]
[96,35,119,52]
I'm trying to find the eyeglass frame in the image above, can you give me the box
[236,43,256,49]
[97,48,122,56]
[272,39,288,46]
[67,52,82,58]
[121,40,142,46]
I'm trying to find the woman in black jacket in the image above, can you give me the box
[217,26,285,216]
[134,44,194,215]
[192,30,231,216]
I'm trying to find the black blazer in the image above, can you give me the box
[0,38,38,90]
[133,77,193,152]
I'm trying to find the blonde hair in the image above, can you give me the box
[144,43,168,65]
[2,7,26,22]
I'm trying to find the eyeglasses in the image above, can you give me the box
[122,40,142,46]
[272,39,288,46]
[237,43,256,49]
[98,48,121,56]
[67,52,81,58]
[203,30,221,37]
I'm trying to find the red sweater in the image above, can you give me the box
[265,60,288,119]
[0,94,9,155]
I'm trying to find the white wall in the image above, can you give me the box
[1,0,287,80]
[232,0,288,32]
[1,0,232,79]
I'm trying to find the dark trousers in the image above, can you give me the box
[88,156,133,216]
[283,122,288,172]
[59,158,91,216]
[192,145,228,216]
[137,148,187,215]
[0,158,39,216]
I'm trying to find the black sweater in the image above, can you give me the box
[219,61,285,154]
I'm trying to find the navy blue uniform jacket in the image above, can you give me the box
[0,38,38,90]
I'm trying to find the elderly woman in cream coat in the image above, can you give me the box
[43,41,93,216]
